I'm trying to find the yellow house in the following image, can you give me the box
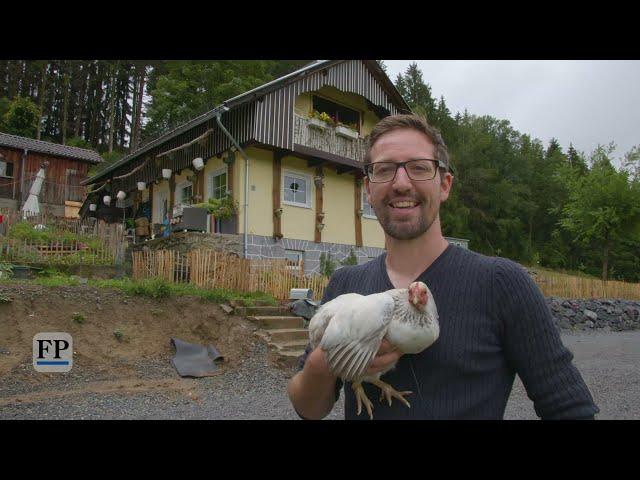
[82,60,467,274]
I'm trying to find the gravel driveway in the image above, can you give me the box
[1,331,638,420]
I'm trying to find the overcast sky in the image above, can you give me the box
[384,60,640,168]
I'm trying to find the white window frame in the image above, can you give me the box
[208,167,229,200]
[282,170,312,209]
[361,189,377,219]
[176,180,194,205]
[284,249,304,271]
[0,157,11,178]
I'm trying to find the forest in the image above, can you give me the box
[1,60,638,281]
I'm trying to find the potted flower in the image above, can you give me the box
[335,121,359,139]
[308,110,334,130]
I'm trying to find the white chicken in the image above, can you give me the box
[308,281,439,419]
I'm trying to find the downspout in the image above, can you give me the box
[20,148,27,206]
[213,106,249,259]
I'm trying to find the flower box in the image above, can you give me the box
[308,117,329,131]
[335,125,359,139]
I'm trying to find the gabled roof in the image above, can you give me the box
[0,132,103,164]
[84,60,409,185]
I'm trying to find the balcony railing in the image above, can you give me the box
[293,114,368,163]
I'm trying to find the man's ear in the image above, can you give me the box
[440,171,453,202]
[364,176,372,203]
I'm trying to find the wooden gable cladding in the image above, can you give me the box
[254,60,401,152]
[272,150,283,239]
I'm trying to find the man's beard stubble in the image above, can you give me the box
[372,196,438,241]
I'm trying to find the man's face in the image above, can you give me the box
[365,128,453,241]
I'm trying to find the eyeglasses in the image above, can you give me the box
[364,159,440,183]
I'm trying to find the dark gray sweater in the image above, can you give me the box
[297,244,599,420]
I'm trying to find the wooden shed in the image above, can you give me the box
[0,132,103,218]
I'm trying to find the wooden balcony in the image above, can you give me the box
[293,114,367,163]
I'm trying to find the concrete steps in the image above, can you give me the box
[248,315,306,330]
[235,306,292,317]
[238,303,310,368]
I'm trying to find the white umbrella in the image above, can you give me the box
[21,167,46,219]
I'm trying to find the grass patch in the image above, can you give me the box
[72,312,85,324]
[91,278,278,305]
[0,273,279,305]
[113,329,124,341]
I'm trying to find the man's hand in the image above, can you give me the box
[365,339,403,375]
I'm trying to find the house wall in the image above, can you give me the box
[152,180,170,224]
[203,155,227,201]
[322,168,355,246]
[280,154,315,241]
[227,145,386,249]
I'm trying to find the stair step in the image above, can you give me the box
[249,315,306,329]
[235,306,291,316]
[267,328,309,342]
[274,339,309,352]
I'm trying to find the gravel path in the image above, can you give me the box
[1,331,638,420]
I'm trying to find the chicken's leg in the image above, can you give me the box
[370,378,413,408]
[352,381,374,420]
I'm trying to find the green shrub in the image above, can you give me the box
[72,312,85,324]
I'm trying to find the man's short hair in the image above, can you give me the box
[364,114,452,174]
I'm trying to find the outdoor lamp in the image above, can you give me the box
[103,195,111,206]
[137,182,146,191]
[192,157,204,171]
[117,190,126,200]
[162,169,172,179]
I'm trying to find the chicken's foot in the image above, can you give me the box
[370,378,413,408]
[352,381,374,420]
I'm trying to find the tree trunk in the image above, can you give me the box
[107,61,118,154]
[61,61,71,145]
[36,62,48,140]
[132,64,146,150]
[74,62,89,138]
[602,239,610,283]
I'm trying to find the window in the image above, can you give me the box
[285,249,304,271]
[65,168,83,201]
[209,169,228,200]
[283,171,312,208]
[177,182,193,205]
[0,160,14,178]
[362,189,376,218]
[312,95,360,132]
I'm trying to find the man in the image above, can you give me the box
[287,114,599,420]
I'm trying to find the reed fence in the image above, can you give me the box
[132,249,329,301]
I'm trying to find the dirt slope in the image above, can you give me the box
[0,284,259,380]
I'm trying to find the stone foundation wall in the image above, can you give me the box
[245,234,384,274]
[128,232,244,257]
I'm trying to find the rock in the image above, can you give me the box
[583,309,598,322]
[585,320,595,328]
[625,307,639,320]
[565,310,576,318]
[0,347,9,354]
[220,304,234,314]
[558,318,572,330]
